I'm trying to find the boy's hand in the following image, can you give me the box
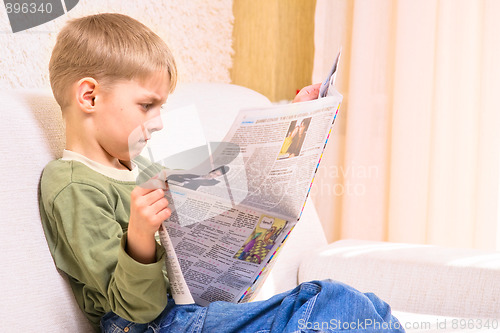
[292,83,321,103]
[127,186,171,264]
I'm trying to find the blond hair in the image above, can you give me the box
[49,13,177,108]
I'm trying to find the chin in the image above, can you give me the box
[127,141,147,160]
[128,150,142,160]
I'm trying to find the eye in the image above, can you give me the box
[141,104,152,111]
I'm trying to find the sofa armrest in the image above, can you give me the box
[298,239,500,319]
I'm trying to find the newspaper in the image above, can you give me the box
[154,54,342,306]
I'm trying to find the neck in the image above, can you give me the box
[66,140,130,171]
[65,122,130,171]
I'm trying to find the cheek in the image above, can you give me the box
[128,124,146,144]
[127,127,147,158]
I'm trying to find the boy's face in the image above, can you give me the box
[93,72,170,162]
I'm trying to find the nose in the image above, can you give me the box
[146,113,164,136]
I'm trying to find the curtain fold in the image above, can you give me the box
[312,0,500,250]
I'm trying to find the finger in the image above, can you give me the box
[301,83,320,94]
[293,83,320,103]
[309,82,321,93]
[131,186,158,200]
[141,178,168,190]
[141,188,167,206]
[156,206,171,221]
[139,173,168,190]
[151,205,171,226]
[306,84,321,99]
[151,196,169,215]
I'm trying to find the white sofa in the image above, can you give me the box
[1,84,499,332]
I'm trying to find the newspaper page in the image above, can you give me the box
[157,87,342,306]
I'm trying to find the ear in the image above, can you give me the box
[75,77,99,113]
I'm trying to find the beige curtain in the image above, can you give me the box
[311,0,500,250]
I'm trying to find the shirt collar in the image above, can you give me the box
[62,150,139,182]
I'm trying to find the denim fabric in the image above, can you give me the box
[101,280,405,333]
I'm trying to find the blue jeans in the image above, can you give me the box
[100,280,405,333]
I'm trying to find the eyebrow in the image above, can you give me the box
[140,93,161,101]
[140,93,167,105]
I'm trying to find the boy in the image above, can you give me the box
[40,13,404,332]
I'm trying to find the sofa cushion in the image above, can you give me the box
[298,239,500,319]
[0,89,93,331]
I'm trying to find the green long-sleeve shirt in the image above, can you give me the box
[39,151,169,331]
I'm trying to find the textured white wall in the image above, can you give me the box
[0,0,234,89]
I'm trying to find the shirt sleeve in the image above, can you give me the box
[49,182,168,324]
